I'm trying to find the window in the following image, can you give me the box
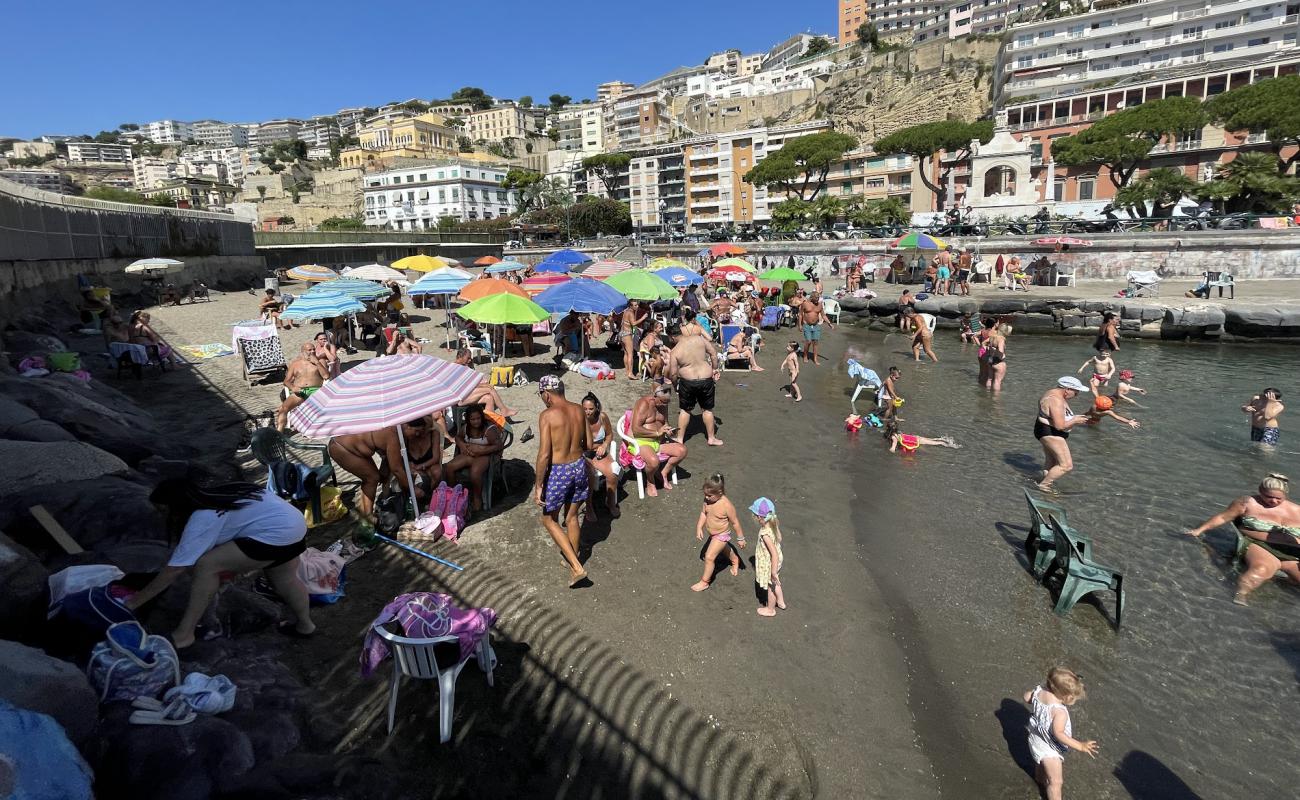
[405,175,414,183]
[1017,55,1033,68]
[1078,177,1095,200]
[1053,180,1064,202]
[841,181,854,194]
[1066,47,1083,58]
[1248,37,1270,47]
[451,188,459,200]
[438,189,445,202]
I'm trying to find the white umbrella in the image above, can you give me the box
[125,258,184,274]
[347,263,407,283]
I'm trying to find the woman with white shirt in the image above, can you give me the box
[127,479,314,648]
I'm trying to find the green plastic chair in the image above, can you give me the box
[249,427,336,522]
[1023,490,1093,579]
[1043,517,1124,628]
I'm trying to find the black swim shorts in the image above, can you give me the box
[234,537,306,568]
[677,377,716,413]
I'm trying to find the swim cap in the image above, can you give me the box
[1094,396,1114,411]
[749,497,776,519]
[1118,370,1134,381]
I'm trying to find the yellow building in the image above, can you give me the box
[338,112,458,170]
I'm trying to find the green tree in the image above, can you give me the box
[1052,97,1207,191]
[742,131,859,201]
[457,136,474,152]
[437,215,459,230]
[329,133,359,162]
[502,168,543,211]
[85,186,151,204]
[528,195,630,237]
[855,22,879,49]
[1113,167,1199,218]
[132,141,165,157]
[1200,152,1300,213]
[848,197,910,226]
[548,94,573,111]
[118,123,140,131]
[804,37,833,58]
[256,186,268,202]
[319,216,366,230]
[399,99,430,113]
[769,198,813,230]
[581,152,631,195]
[11,153,55,167]
[547,126,560,142]
[519,95,533,108]
[1204,75,1300,174]
[92,130,121,143]
[451,87,493,111]
[810,195,847,227]
[873,120,994,210]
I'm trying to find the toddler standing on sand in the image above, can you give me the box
[692,473,745,592]
[780,342,802,402]
[749,497,785,617]
[1023,667,1099,800]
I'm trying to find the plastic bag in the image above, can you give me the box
[304,485,346,527]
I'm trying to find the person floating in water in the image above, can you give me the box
[1242,388,1283,447]
[1186,473,1300,605]
[884,420,960,453]
[1083,396,1140,429]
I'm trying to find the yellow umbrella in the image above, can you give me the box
[713,257,755,272]
[649,257,689,269]
[392,254,454,273]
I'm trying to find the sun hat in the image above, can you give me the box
[538,374,563,393]
[749,497,776,519]
[1058,376,1088,392]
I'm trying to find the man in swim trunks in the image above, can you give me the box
[630,383,689,496]
[535,375,590,587]
[275,343,329,431]
[1243,387,1284,446]
[667,323,724,446]
[799,292,833,365]
[935,247,953,295]
[1035,376,1090,490]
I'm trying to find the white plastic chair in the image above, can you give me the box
[1053,266,1077,287]
[371,625,497,744]
[616,410,678,500]
[822,297,841,323]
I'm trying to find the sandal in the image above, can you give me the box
[129,696,195,726]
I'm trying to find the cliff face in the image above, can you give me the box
[774,38,1001,144]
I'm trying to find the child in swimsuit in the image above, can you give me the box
[1111,369,1146,406]
[883,421,961,454]
[1077,350,1115,397]
[750,497,785,617]
[1023,667,1099,800]
[780,341,802,402]
[692,473,745,592]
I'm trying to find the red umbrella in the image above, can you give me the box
[1032,236,1092,246]
[707,268,754,283]
[709,243,747,257]
[521,272,571,296]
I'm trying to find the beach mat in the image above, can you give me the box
[176,344,236,361]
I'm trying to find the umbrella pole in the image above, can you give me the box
[395,424,423,517]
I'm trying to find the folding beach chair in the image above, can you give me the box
[759,305,783,331]
[719,324,751,372]
[233,320,286,387]
[1126,270,1161,297]
[846,359,881,408]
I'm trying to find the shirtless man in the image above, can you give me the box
[534,375,590,587]
[276,343,329,431]
[620,301,648,380]
[328,418,427,518]
[668,328,724,446]
[935,247,954,295]
[630,383,689,496]
[453,348,518,418]
[260,289,288,329]
[386,328,422,355]
[1077,349,1115,397]
[905,308,939,363]
[799,292,833,365]
[1243,387,1284,447]
[710,292,737,325]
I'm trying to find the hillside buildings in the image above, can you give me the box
[361,159,517,230]
[191,120,251,147]
[257,119,302,145]
[466,103,547,143]
[145,119,192,144]
[0,168,74,193]
[597,81,636,102]
[65,142,133,164]
[552,103,605,155]
[338,112,459,169]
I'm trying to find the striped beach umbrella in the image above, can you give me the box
[712,257,755,272]
[312,278,389,300]
[521,272,571,296]
[484,260,528,274]
[648,257,689,270]
[280,290,365,321]
[408,268,474,296]
[286,264,339,282]
[459,277,528,302]
[890,231,947,250]
[579,259,634,279]
[346,264,406,282]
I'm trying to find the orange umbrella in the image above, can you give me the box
[458,277,528,302]
[474,255,502,266]
[709,243,747,257]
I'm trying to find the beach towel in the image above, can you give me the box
[176,343,236,361]
[360,592,496,678]
[846,359,881,387]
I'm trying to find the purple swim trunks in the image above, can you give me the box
[543,458,589,514]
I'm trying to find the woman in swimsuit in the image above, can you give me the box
[405,414,448,499]
[1094,312,1120,352]
[312,332,340,379]
[1077,350,1115,397]
[581,393,620,519]
[621,301,648,380]
[1186,473,1300,605]
[127,311,175,362]
[1035,377,1091,490]
[981,319,1008,392]
[442,405,504,513]
[883,421,960,453]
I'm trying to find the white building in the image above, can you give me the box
[334,108,368,135]
[466,103,546,143]
[132,156,179,190]
[362,160,517,230]
[995,0,1300,106]
[190,120,250,147]
[687,58,836,99]
[299,117,340,147]
[762,33,835,70]
[551,102,605,155]
[146,120,193,144]
[65,141,133,164]
[179,146,247,185]
[258,119,302,145]
[0,168,74,193]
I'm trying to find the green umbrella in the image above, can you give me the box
[757,267,807,282]
[604,269,677,301]
[457,293,549,325]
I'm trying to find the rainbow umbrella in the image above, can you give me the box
[474,255,502,266]
[603,269,677,301]
[890,231,947,250]
[708,243,747,256]
[713,257,755,272]
[392,254,453,273]
[286,264,339,282]
[458,277,528,302]
[522,272,571,296]
[654,266,703,286]
[579,259,635,279]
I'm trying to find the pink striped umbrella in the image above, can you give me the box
[579,259,635,279]
[521,272,571,296]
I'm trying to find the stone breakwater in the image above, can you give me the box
[835,295,1300,342]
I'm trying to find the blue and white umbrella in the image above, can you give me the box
[484,260,527,274]
[280,290,365,321]
[533,276,628,315]
[654,266,703,286]
[408,267,474,296]
[532,258,572,274]
[312,278,390,300]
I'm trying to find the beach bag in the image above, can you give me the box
[428,481,470,542]
[304,485,346,527]
[87,621,181,702]
[52,584,136,636]
[47,351,82,372]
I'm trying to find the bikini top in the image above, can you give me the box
[1237,516,1300,539]
[590,425,606,444]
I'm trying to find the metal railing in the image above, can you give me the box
[255,229,511,246]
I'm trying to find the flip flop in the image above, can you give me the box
[131,696,165,712]
[129,697,195,726]
[276,621,315,640]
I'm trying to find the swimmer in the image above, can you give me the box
[883,420,960,453]
[1242,388,1284,447]
[1111,369,1147,406]
[1083,396,1140,429]
[1077,349,1115,397]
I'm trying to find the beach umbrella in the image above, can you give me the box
[712,257,755,272]
[459,278,528,302]
[392,254,452,273]
[603,269,677,301]
[285,264,339,282]
[280,290,365,321]
[545,248,593,266]
[458,293,549,325]
[521,272,572,296]
[125,257,185,274]
[408,268,474,295]
[757,267,807,283]
[346,263,407,282]
[707,268,754,283]
[708,243,747,257]
[1032,236,1093,247]
[288,354,481,527]
[484,260,527,274]
[654,266,704,286]
[474,255,502,266]
[532,258,573,274]
[890,231,948,250]
[312,278,389,300]
[578,259,634,279]
[534,276,628,315]
[648,257,689,270]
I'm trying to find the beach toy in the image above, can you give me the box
[865,414,883,428]
[893,398,905,408]
[845,414,864,432]
[1094,396,1114,411]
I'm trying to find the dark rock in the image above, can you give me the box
[1222,306,1300,337]
[1081,300,1121,313]
[3,331,68,361]
[1023,299,1052,314]
[0,440,130,490]
[835,311,862,323]
[222,710,301,763]
[1121,303,1166,322]
[837,296,870,313]
[955,299,980,315]
[1010,314,1061,333]
[979,298,1027,314]
[1119,319,1142,332]
[913,297,943,314]
[97,704,256,799]
[136,456,193,481]
[1164,306,1226,328]
[0,534,48,641]
[867,297,898,315]
[0,640,98,745]
[1060,315,1087,329]
[0,397,78,443]
[0,475,165,558]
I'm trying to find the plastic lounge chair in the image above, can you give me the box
[249,427,336,522]
[822,297,841,323]
[1204,270,1235,299]
[1042,517,1124,628]
[1052,266,1077,287]
[370,625,496,743]
[1022,489,1093,579]
[760,305,783,331]
[719,324,751,372]
[1126,270,1161,298]
[616,410,677,500]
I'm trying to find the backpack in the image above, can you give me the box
[47,584,138,659]
[428,482,470,542]
[86,621,181,702]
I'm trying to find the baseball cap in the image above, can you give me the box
[538,374,563,394]
[1057,376,1088,392]
[748,497,776,519]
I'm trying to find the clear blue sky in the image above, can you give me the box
[0,0,834,139]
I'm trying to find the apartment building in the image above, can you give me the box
[190,120,250,147]
[299,117,340,147]
[687,57,837,99]
[257,119,303,145]
[361,159,516,230]
[133,156,179,190]
[339,112,458,169]
[0,168,73,194]
[638,64,716,97]
[994,0,1300,107]
[840,0,869,43]
[867,0,952,36]
[605,89,674,150]
[466,103,546,143]
[141,178,237,210]
[180,146,247,185]
[428,103,476,117]
[597,81,636,102]
[334,108,368,135]
[763,32,833,70]
[146,120,192,144]
[5,140,56,160]
[914,0,1031,44]
[65,142,133,164]
[703,49,765,76]
[552,102,605,154]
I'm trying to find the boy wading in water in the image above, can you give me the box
[692,473,745,591]
[1023,667,1098,800]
